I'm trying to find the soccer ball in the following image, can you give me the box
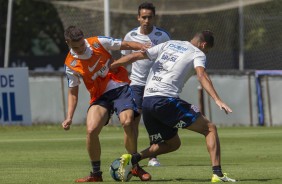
[109,158,132,182]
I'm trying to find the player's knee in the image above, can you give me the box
[120,119,133,128]
[119,111,134,128]
[86,127,99,136]
[209,122,218,133]
[201,122,218,136]
[86,122,100,135]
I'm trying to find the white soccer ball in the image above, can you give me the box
[109,158,132,182]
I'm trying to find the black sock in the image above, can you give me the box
[212,165,223,177]
[131,153,141,165]
[91,161,101,174]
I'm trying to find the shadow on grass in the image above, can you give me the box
[175,163,240,167]
[237,178,280,182]
[131,178,280,183]
[140,178,209,182]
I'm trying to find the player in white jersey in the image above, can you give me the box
[121,2,170,168]
[112,30,237,182]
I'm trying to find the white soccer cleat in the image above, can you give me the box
[118,154,133,182]
[211,173,236,182]
[148,158,161,167]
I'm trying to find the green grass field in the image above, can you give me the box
[0,125,282,184]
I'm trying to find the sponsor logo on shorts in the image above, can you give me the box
[191,105,200,113]
[150,133,162,142]
[174,120,187,128]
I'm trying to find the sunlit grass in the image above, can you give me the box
[0,125,282,183]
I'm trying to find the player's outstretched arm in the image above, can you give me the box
[111,52,148,69]
[120,41,150,51]
[195,66,232,114]
[62,86,79,130]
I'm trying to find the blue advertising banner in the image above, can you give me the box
[0,68,31,125]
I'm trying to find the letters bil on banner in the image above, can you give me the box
[0,68,31,125]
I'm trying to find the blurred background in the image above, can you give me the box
[1,0,282,71]
[1,0,282,126]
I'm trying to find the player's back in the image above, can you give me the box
[144,40,206,98]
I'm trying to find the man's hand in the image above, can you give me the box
[62,118,72,130]
[215,100,233,114]
[140,42,152,52]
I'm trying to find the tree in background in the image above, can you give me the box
[0,0,68,68]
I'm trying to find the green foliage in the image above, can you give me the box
[0,125,282,183]
[0,0,68,57]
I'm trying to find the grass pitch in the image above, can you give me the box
[0,125,282,184]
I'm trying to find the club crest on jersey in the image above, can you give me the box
[70,60,77,67]
[130,32,137,37]
[155,32,162,36]
[93,42,100,49]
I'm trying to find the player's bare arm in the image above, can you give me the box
[120,41,150,51]
[111,52,149,69]
[195,66,232,114]
[62,86,79,130]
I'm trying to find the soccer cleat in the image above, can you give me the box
[75,172,103,182]
[118,154,133,182]
[211,173,236,182]
[131,164,152,181]
[148,157,161,167]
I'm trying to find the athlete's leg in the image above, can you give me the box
[185,114,221,167]
[139,134,181,160]
[86,105,109,162]
[133,109,141,142]
[75,105,108,182]
[114,85,139,154]
[130,85,144,141]
[119,109,152,181]
[119,109,137,154]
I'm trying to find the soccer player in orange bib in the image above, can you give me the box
[62,26,151,182]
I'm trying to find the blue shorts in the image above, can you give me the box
[130,85,145,109]
[89,85,139,120]
[142,96,201,143]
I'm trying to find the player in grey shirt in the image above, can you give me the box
[113,30,236,182]
[121,2,170,167]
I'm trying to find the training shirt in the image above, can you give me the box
[121,26,170,86]
[144,40,206,98]
[65,36,129,104]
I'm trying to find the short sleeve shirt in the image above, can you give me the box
[121,26,170,86]
[144,40,206,98]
